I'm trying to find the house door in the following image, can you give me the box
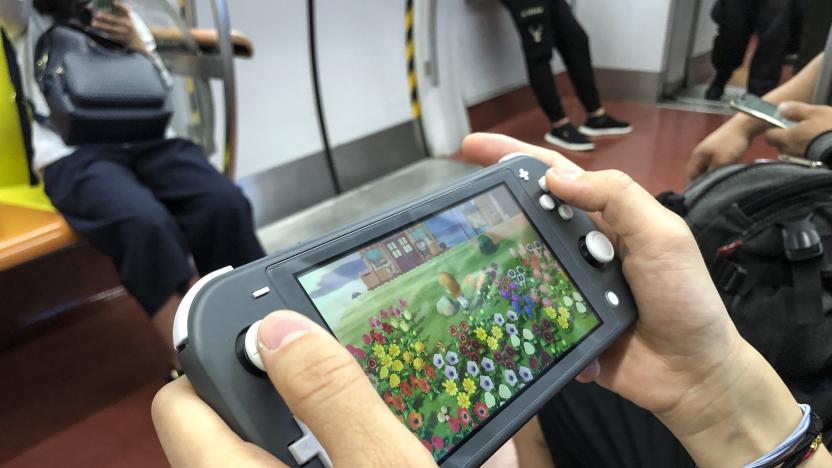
[385,236,422,273]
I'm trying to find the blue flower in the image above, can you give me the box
[524,304,533,317]
[518,366,533,382]
[481,358,495,373]
[505,323,518,336]
[524,295,533,305]
[512,301,521,313]
[433,353,444,369]
[466,361,479,377]
[444,365,458,380]
[446,351,459,366]
[480,375,494,391]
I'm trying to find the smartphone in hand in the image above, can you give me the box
[730,94,796,129]
[93,0,115,14]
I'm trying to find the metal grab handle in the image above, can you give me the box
[210,0,238,179]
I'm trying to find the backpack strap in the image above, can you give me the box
[782,217,826,325]
[1,28,37,186]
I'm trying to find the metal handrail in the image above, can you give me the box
[209,0,238,179]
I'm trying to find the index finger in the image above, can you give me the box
[151,377,285,468]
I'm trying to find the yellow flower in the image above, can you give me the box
[380,354,393,368]
[413,357,424,370]
[557,316,569,330]
[462,378,476,394]
[389,374,401,387]
[558,307,570,320]
[490,325,503,340]
[413,341,425,353]
[380,366,389,378]
[391,359,404,372]
[402,351,413,363]
[474,327,488,341]
[457,392,471,409]
[388,344,401,358]
[486,336,499,350]
[544,306,557,319]
[373,343,386,357]
[443,379,458,396]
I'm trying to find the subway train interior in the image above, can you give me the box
[2,0,832,467]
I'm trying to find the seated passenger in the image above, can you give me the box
[499,0,632,152]
[152,134,831,468]
[687,53,828,179]
[0,0,265,355]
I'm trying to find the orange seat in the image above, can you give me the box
[0,202,78,271]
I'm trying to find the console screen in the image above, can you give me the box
[297,185,601,461]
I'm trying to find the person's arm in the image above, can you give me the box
[0,0,30,38]
[686,54,825,180]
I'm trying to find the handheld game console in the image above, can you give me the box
[172,155,637,468]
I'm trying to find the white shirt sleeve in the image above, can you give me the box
[0,0,31,38]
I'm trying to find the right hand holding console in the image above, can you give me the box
[462,134,829,467]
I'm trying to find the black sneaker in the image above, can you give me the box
[705,81,726,101]
[544,123,595,151]
[579,114,633,137]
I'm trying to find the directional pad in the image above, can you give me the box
[518,168,530,181]
[289,418,332,468]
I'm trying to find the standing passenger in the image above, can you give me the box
[500,0,632,152]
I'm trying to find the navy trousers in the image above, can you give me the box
[43,138,265,314]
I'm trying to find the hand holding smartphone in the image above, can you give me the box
[730,93,797,129]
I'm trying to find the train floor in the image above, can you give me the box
[0,99,778,468]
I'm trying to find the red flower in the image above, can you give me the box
[431,435,445,450]
[421,439,432,452]
[400,382,412,397]
[449,325,459,336]
[504,360,516,370]
[471,340,481,350]
[447,417,461,433]
[543,331,554,343]
[415,378,429,393]
[459,321,469,331]
[392,395,405,412]
[410,373,419,385]
[367,357,378,370]
[529,357,539,370]
[382,323,394,334]
[425,365,436,379]
[362,334,372,345]
[383,392,393,405]
[459,334,468,343]
[473,402,489,421]
[457,407,472,426]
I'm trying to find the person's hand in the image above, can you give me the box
[460,133,807,468]
[91,1,146,53]
[685,123,751,180]
[152,311,436,468]
[765,101,832,157]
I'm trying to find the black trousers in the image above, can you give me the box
[538,381,695,468]
[794,0,832,72]
[710,0,793,95]
[43,138,265,314]
[501,0,602,123]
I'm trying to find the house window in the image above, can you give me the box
[399,238,413,253]
[387,242,402,258]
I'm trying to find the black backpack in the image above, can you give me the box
[659,160,832,429]
[34,23,171,145]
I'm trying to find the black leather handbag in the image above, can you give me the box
[34,23,172,145]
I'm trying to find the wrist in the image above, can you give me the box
[729,113,766,140]
[656,339,802,468]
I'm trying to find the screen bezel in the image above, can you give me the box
[265,168,629,466]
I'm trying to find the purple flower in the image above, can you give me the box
[518,366,533,382]
[500,289,510,299]
[504,369,518,386]
[466,361,479,376]
[481,358,495,373]
[512,294,520,303]
[529,356,539,370]
[446,351,459,366]
[509,282,517,290]
[444,366,458,380]
[480,375,494,391]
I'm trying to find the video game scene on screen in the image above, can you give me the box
[297,185,602,460]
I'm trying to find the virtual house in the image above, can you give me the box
[358,188,521,290]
